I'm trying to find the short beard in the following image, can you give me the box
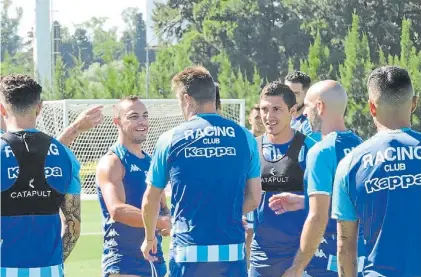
[310,117,322,132]
[131,137,146,144]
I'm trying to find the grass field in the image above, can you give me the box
[64,200,171,277]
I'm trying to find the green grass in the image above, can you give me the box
[64,200,170,277]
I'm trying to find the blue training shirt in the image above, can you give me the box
[250,133,315,267]
[147,113,260,263]
[304,130,365,275]
[305,130,362,233]
[332,128,421,277]
[1,129,80,276]
[291,114,322,142]
[97,143,166,276]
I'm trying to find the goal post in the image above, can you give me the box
[36,99,246,200]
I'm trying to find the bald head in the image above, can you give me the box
[306,80,348,116]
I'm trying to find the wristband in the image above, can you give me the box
[147,237,156,242]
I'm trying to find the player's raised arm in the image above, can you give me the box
[57,105,104,146]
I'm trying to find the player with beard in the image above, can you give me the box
[248,81,316,277]
[284,71,321,142]
[332,66,421,277]
[96,96,171,277]
[270,80,366,277]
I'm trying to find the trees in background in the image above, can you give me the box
[1,0,420,136]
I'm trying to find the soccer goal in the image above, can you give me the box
[36,99,246,200]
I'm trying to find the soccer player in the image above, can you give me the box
[248,81,315,277]
[0,105,104,147]
[141,66,261,277]
[332,66,421,277]
[284,71,321,141]
[272,80,365,277]
[248,104,265,137]
[96,96,171,277]
[0,74,81,276]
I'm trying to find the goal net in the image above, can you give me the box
[36,99,246,200]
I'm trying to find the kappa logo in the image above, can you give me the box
[130,164,141,172]
[270,168,276,176]
[314,248,327,258]
[7,167,63,179]
[185,146,236,158]
[107,229,119,238]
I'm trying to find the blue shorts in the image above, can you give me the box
[169,259,247,277]
[103,249,167,277]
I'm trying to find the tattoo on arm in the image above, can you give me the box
[61,194,81,262]
[337,220,358,277]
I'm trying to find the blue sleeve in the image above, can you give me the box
[242,127,260,179]
[306,145,336,195]
[63,145,81,194]
[146,129,174,189]
[331,155,358,221]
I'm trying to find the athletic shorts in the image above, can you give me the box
[169,259,247,277]
[103,248,167,277]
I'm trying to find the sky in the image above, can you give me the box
[10,0,152,39]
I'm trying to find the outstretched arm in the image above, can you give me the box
[57,105,103,146]
[96,154,170,229]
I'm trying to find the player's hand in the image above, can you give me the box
[268,192,304,215]
[71,105,104,133]
[141,237,158,262]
